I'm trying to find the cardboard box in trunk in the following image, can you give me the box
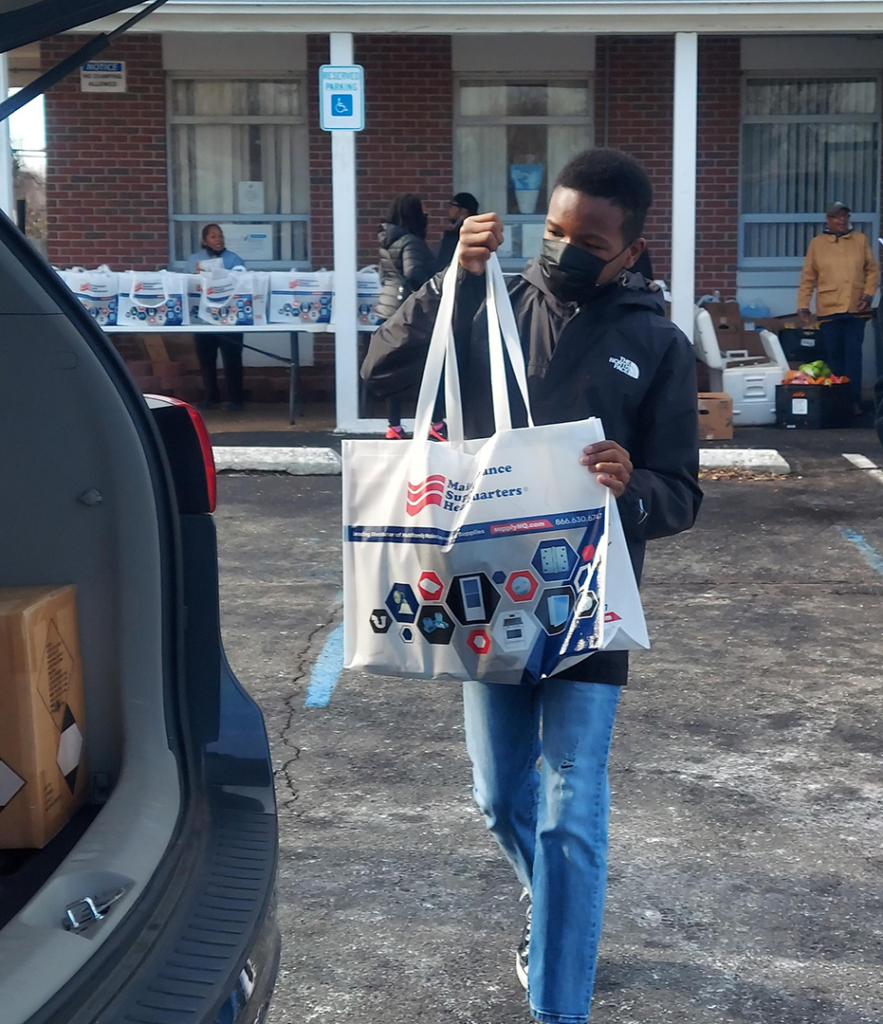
[0,586,87,849]
[698,392,734,440]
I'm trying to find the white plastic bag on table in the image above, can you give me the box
[342,252,648,684]
[249,270,270,325]
[198,269,257,327]
[186,257,225,321]
[59,265,120,326]
[186,274,204,323]
[118,271,188,327]
[268,270,334,325]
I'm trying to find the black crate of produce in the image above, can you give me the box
[777,325,825,363]
[776,384,850,429]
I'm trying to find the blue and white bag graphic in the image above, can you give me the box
[186,274,204,324]
[268,271,334,325]
[356,267,382,328]
[343,252,648,684]
[119,271,188,327]
[60,265,119,326]
[198,269,257,327]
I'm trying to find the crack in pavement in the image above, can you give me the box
[276,612,343,812]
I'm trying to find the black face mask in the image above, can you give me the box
[538,237,629,305]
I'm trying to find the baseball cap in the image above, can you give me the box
[826,201,850,216]
[449,192,479,215]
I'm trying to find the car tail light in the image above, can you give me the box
[183,404,217,513]
[145,396,217,513]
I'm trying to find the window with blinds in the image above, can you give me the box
[168,77,310,268]
[454,78,593,265]
[740,77,880,267]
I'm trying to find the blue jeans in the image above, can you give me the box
[463,678,622,1023]
[820,315,865,406]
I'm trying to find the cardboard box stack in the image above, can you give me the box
[0,586,87,849]
[701,302,768,361]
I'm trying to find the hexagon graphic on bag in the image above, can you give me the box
[446,573,500,626]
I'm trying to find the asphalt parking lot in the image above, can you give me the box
[214,426,883,1024]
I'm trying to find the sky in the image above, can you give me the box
[8,88,46,170]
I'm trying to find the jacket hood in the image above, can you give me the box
[378,223,409,248]
[521,258,667,315]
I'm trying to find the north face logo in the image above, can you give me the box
[406,475,446,516]
[609,356,640,379]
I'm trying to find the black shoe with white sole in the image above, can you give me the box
[516,889,531,990]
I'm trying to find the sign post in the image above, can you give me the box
[321,40,364,432]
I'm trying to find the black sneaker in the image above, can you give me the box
[516,889,531,991]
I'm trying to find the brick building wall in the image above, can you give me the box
[306,34,454,401]
[595,35,740,298]
[40,30,744,403]
[42,34,168,269]
[307,34,454,267]
[597,37,675,283]
[696,37,741,298]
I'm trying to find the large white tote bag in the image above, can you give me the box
[343,253,648,684]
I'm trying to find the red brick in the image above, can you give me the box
[43,34,168,269]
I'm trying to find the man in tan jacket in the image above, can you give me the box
[798,201,879,415]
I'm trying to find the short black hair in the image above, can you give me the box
[387,193,428,238]
[554,148,653,241]
[201,222,222,242]
[451,192,479,216]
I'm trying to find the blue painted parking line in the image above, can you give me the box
[839,526,883,577]
[305,623,344,708]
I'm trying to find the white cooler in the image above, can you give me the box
[722,364,783,425]
[694,307,787,426]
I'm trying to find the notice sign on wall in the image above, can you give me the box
[238,181,266,215]
[80,61,127,93]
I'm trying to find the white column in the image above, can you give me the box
[329,32,360,432]
[670,31,698,339]
[0,53,14,218]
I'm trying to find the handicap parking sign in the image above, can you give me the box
[319,65,365,131]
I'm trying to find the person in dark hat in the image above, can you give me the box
[435,191,480,271]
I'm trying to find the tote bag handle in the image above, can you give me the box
[126,274,169,309]
[412,250,535,447]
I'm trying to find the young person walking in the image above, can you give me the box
[361,148,702,1022]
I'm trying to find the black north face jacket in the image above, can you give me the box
[361,261,702,684]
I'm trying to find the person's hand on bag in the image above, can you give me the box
[580,441,632,498]
[798,308,813,326]
[459,213,504,276]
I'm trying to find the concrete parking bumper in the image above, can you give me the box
[213,445,792,476]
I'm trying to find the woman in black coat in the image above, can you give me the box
[375,194,437,438]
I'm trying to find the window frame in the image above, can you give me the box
[165,71,311,270]
[453,72,594,269]
[738,70,882,270]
